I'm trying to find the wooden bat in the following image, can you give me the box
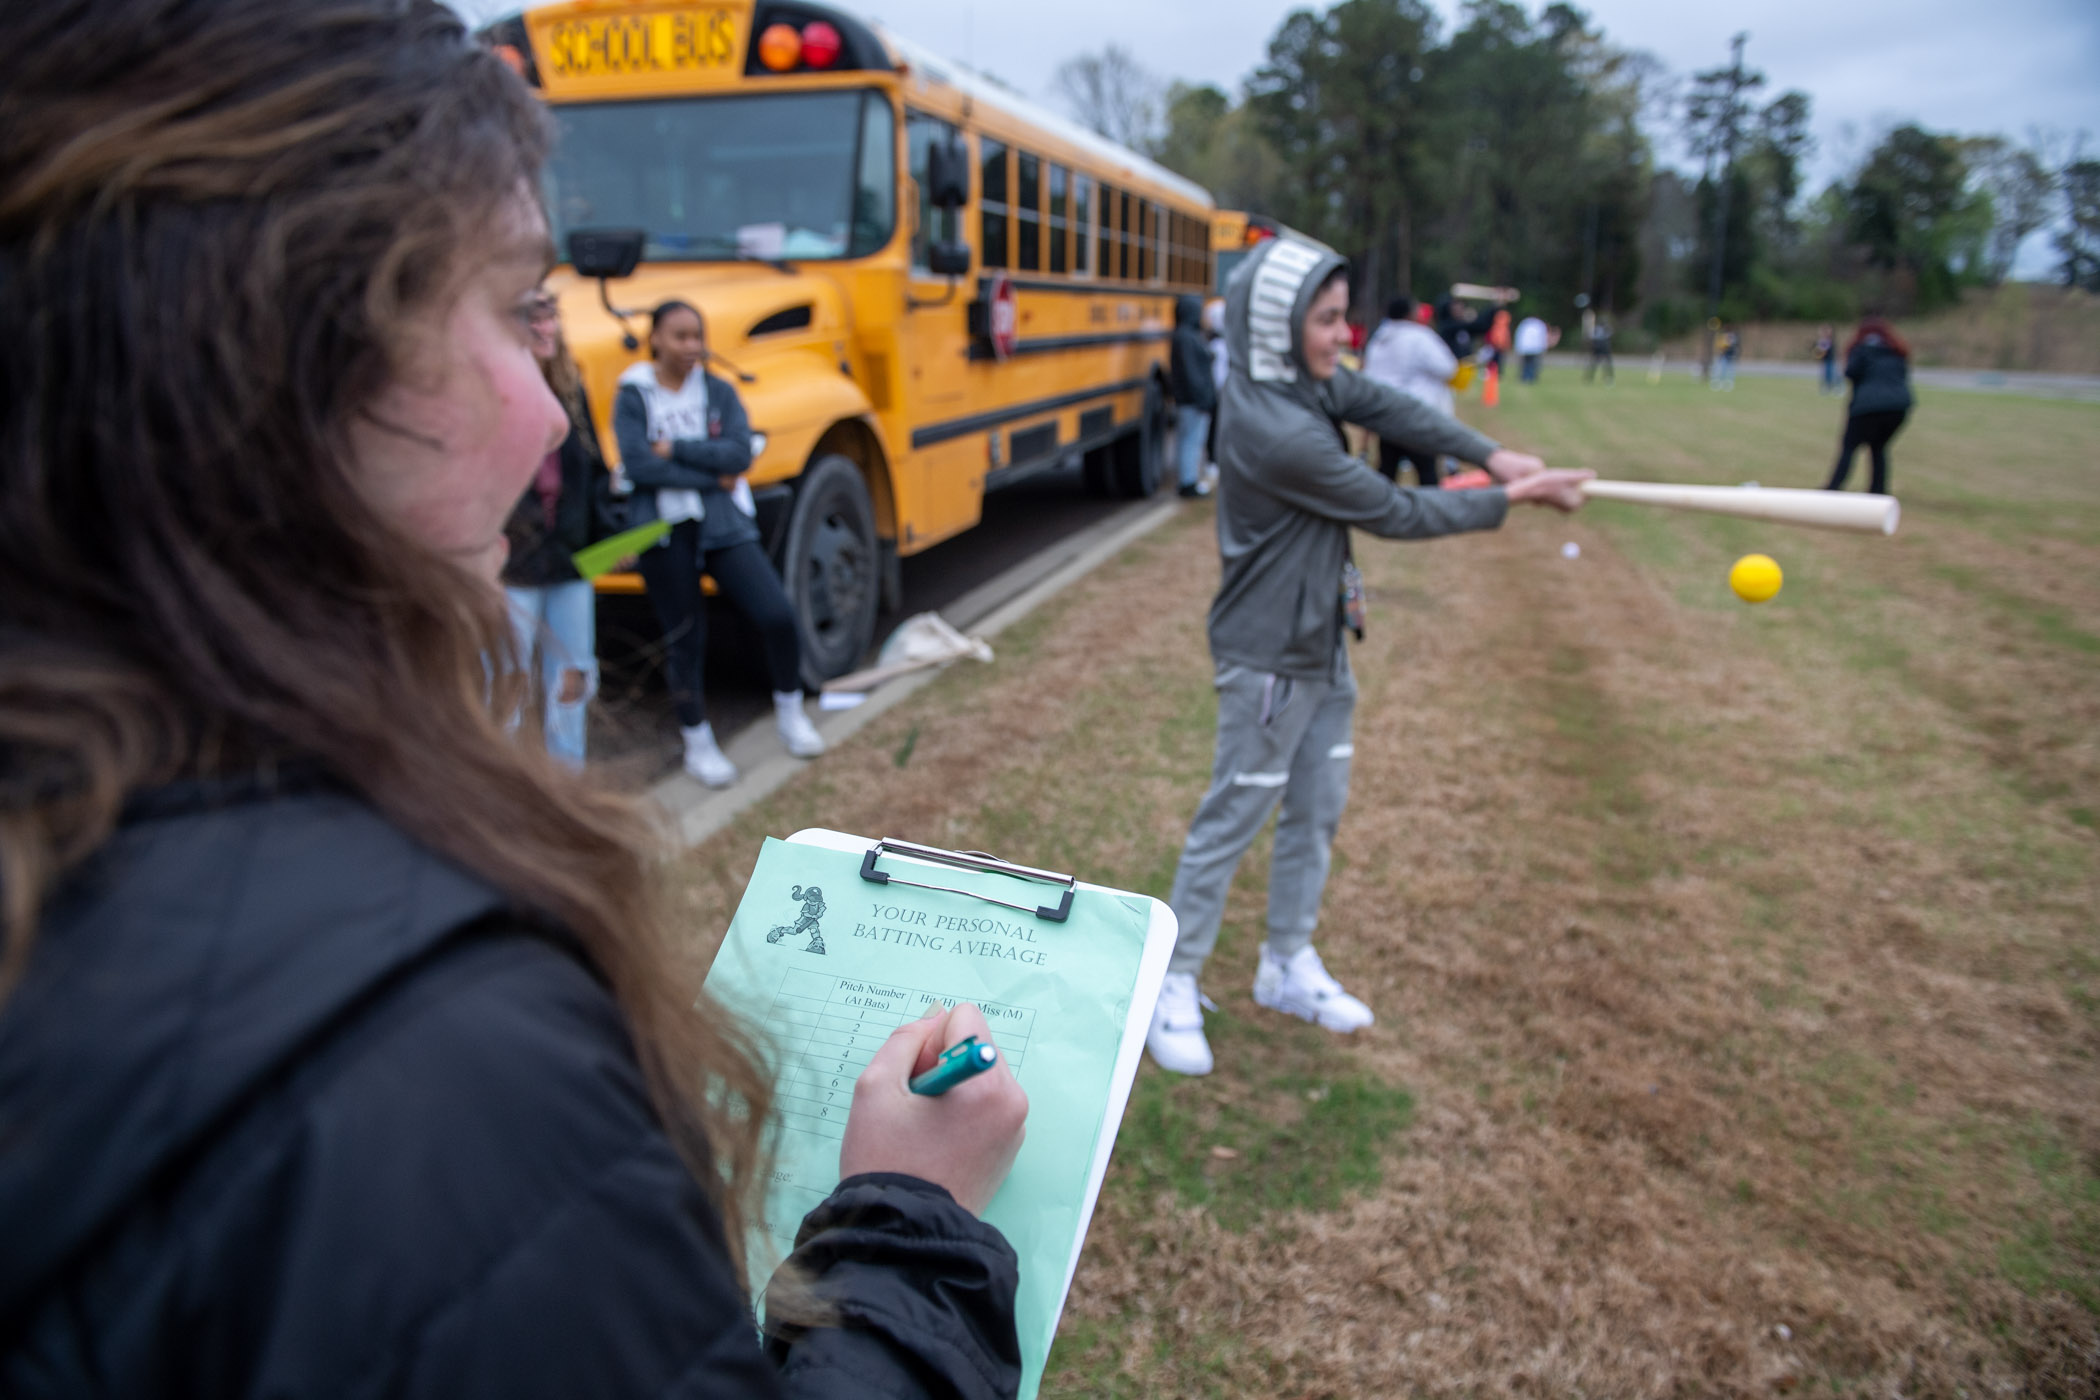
[1577,480,1899,536]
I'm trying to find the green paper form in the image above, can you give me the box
[703,836,1155,1398]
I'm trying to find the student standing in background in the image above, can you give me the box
[1169,294,1217,498]
[1360,295,1459,486]
[1825,315,1914,495]
[502,292,609,769]
[1514,313,1549,382]
[1814,323,1838,394]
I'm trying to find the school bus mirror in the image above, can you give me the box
[928,241,971,277]
[567,228,646,280]
[926,141,969,209]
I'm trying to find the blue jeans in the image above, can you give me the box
[1176,406,1211,489]
[505,580,597,769]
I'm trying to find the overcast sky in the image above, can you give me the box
[864,0,2100,274]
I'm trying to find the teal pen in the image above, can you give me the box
[909,1035,999,1096]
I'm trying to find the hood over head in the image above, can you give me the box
[1221,234,1348,419]
[1174,293,1205,329]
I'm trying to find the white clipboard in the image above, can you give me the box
[784,828,1177,1331]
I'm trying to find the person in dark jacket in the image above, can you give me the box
[613,300,826,788]
[0,6,1029,1400]
[503,294,609,768]
[1824,315,1914,495]
[1169,293,1218,498]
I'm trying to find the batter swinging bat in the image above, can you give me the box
[1578,480,1900,536]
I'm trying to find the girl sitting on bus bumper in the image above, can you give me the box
[612,300,825,787]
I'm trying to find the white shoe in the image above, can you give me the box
[773,691,826,758]
[681,722,738,788]
[1145,971,1215,1075]
[1253,945,1374,1032]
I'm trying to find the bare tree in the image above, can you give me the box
[1052,45,1161,153]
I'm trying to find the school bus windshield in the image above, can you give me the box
[544,89,895,262]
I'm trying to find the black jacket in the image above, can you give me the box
[1167,295,1216,413]
[503,389,611,587]
[0,775,1021,1399]
[1844,337,1913,417]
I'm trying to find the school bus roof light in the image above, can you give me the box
[800,21,842,69]
[757,22,801,71]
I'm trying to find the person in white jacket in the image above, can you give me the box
[1358,297,1458,485]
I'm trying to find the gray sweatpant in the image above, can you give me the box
[1167,651,1356,977]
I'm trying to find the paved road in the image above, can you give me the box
[1546,351,2100,402]
[589,463,1145,791]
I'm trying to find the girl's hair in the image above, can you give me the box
[1849,314,1910,359]
[0,0,771,1280]
[540,327,600,461]
[650,298,706,354]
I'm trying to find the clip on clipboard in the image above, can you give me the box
[858,837,1076,923]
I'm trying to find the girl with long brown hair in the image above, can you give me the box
[0,2,1025,1395]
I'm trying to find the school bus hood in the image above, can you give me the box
[548,264,873,483]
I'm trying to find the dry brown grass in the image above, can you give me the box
[670,375,2100,1396]
[1660,282,2100,374]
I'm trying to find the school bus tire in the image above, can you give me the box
[781,453,881,687]
[1110,381,1168,499]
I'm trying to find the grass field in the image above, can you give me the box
[672,372,2100,1396]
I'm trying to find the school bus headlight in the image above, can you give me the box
[757,22,801,71]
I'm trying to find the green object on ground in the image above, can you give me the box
[570,519,669,579]
[703,837,1153,1400]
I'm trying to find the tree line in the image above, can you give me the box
[1051,0,2099,339]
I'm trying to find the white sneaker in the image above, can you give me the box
[1145,971,1215,1075]
[773,691,826,758]
[681,722,738,788]
[1252,945,1374,1032]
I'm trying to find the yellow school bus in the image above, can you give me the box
[484,1,1215,681]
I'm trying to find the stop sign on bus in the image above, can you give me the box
[987,274,1017,362]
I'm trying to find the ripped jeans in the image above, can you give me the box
[1166,649,1356,978]
[505,580,598,769]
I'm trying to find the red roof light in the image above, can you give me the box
[800,20,842,68]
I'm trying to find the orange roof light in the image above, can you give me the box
[800,20,842,68]
[757,22,801,71]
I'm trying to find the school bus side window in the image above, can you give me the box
[1016,151,1041,273]
[1047,164,1069,275]
[1073,174,1092,276]
[907,111,960,272]
[980,137,1008,270]
[1099,185,1118,282]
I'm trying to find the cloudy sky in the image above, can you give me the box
[863,0,2100,273]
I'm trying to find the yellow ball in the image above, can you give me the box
[1729,553,1783,603]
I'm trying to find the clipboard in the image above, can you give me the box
[793,828,1174,1325]
[704,829,1176,1398]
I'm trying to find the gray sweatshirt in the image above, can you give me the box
[1209,237,1509,678]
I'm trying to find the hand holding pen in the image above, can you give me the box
[838,1000,1028,1216]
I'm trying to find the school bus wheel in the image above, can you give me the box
[1110,381,1169,499]
[781,453,881,687]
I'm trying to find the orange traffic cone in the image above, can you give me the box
[1482,360,1500,407]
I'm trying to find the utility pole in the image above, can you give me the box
[1703,31,1749,380]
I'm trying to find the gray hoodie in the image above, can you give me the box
[1208,237,1510,679]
